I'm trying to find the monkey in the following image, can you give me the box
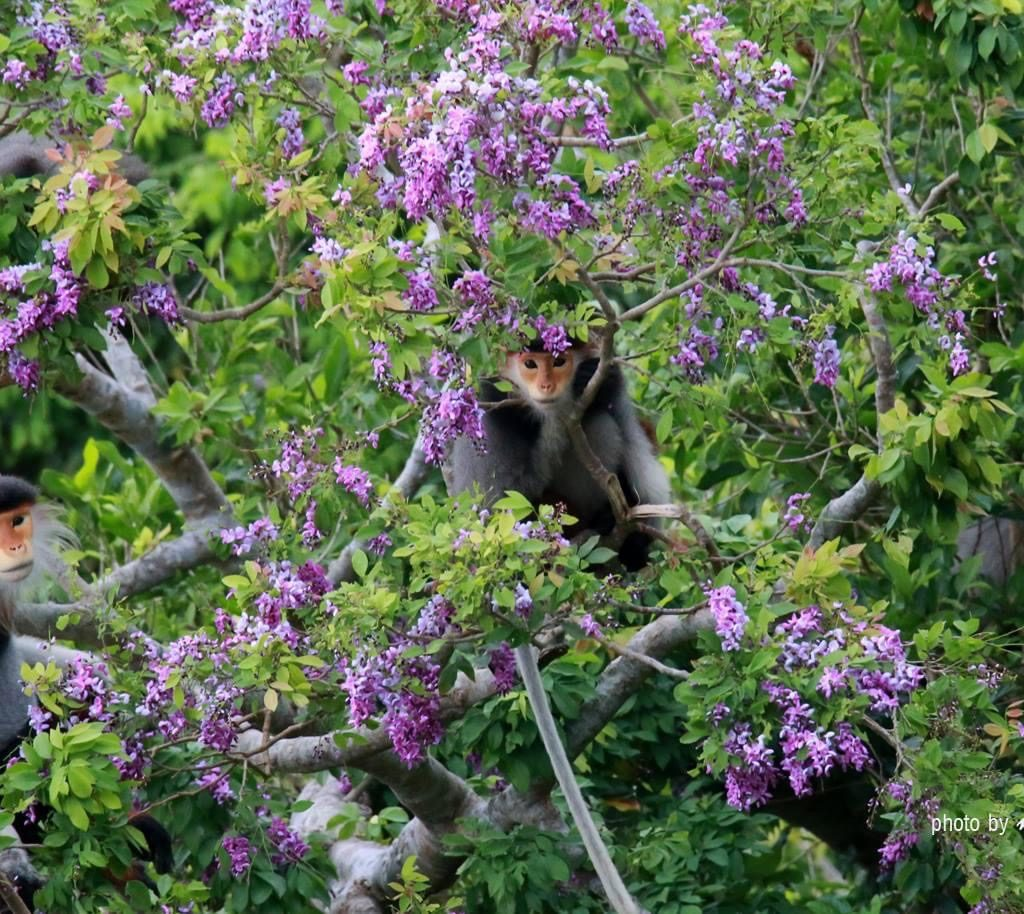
[956,515,1024,588]
[0,131,149,184]
[443,342,671,570]
[0,476,172,906]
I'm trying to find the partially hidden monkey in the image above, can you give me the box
[444,343,671,570]
[0,476,172,907]
[0,131,149,184]
[956,515,1024,587]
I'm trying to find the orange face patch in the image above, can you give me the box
[506,350,576,403]
[0,503,34,580]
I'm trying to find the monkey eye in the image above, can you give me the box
[11,515,25,528]
[523,359,538,370]
[552,356,566,367]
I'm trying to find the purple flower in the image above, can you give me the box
[334,461,373,505]
[533,316,570,356]
[132,282,180,323]
[811,327,840,388]
[166,71,198,102]
[6,351,39,394]
[266,817,309,864]
[2,59,31,89]
[624,0,666,50]
[705,584,748,651]
[420,385,485,465]
[513,582,533,617]
[201,74,240,128]
[311,236,346,263]
[222,835,253,875]
[782,492,811,534]
[276,107,305,159]
[488,643,517,694]
[978,251,997,282]
[403,269,438,312]
[107,95,132,130]
[343,60,370,85]
[949,334,970,377]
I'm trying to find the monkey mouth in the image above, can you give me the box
[0,561,33,582]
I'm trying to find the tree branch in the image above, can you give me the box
[62,357,229,524]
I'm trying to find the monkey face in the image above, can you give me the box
[0,504,34,583]
[505,350,577,405]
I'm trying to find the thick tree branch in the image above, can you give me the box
[809,288,895,548]
[62,357,229,524]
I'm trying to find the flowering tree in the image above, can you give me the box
[1,0,1023,912]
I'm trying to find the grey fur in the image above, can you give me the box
[0,131,149,184]
[444,361,671,562]
[956,517,1024,586]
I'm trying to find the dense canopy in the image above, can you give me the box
[1,0,1023,912]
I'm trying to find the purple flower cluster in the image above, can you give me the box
[266,816,309,865]
[352,13,611,243]
[0,243,82,392]
[334,460,374,505]
[705,604,927,812]
[223,835,253,875]
[342,649,444,767]
[625,0,666,50]
[220,517,280,556]
[488,642,518,693]
[272,427,325,501]
[721,724,777,811]
[106,95,132,130]
[810,326,840,388]
[131,282,180,324]
[705,584,748,651]
[533,316,570,356]
[865,232,972,376]
[672,323,720,382]
[421,384,486,465]
[877,779,938,868]
[276,107,305,159]
[782,492,812,535]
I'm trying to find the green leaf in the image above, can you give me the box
[85,257,109,289]
[979,122,999,153]
[966,129,986,163]
[979,26,998,60]
[352,548,369,578]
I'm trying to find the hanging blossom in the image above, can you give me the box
[222,836,253,876]
[810,326,840,389]
[0,242,85,391]
[865,232,972,376]
[701,603,925,812]
[533,316,570,356]
[352,12,611,241]
[782,492,812,535]
[705,584,748,651]
[340,596,464,766]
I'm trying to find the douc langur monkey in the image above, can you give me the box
[0,131,149,184]
[0,476,172,907]
[956,515,1024,587]
[444,341,671,570]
